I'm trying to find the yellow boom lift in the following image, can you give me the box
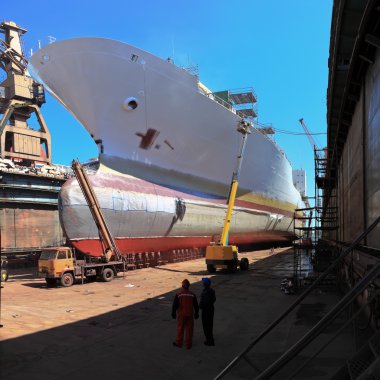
[205,120,251,273]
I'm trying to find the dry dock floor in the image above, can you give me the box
[0,248,361,379]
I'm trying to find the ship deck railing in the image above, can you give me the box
[198,89,291,164]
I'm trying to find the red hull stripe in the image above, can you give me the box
[71,233,293,257]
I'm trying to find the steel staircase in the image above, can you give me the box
[330,329,380,379]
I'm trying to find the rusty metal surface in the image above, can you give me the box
[0,170,66,253]
[0,207,64,252]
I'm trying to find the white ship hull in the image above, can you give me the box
[29,38,303,256]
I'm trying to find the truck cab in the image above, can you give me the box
[38,247,76,287]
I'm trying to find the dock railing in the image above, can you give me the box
[214,215,380,380]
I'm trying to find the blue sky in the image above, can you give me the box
[2,0,332,199]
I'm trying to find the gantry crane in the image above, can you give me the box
[0,21,51,165]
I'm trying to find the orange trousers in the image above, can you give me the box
[175,315,194,348]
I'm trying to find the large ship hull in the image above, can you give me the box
[30,38,304,256]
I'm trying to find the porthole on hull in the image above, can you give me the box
[123,97,139,111]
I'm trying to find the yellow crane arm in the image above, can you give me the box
[220,180,239,246]
[205,120,252,273]
[219,120,252,246]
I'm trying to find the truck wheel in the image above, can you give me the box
[102,268,114,282]
[45,278,56,286]
[240,258,249,271]
[61,273,74,287]
[207,264,216,273]
[1,269,8,282]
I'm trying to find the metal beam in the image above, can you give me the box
[358,54,374,64]
[214,216,380,380]
[2,151,50,162]
[0,101,15,136]
[365,33,380,48]
[255,257,380,379]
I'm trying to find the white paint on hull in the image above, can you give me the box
[29,38,304,246]
[29,38,303,209]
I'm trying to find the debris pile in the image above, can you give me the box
[0,158,72,179]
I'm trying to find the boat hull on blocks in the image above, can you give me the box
[60,167,296,257]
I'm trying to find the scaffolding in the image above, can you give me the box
[314,147,338,238]
[211,87,258,122]
[294,148,337,237]
[293,147,338,284]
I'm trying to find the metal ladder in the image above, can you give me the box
[330,329,380,379]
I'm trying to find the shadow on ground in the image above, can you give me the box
[0,249,366,380]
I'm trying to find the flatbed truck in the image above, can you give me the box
[38,246,125,287]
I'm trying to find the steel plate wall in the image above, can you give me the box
[335,49,380,248]
[365,48,380,247]
[0,207,65,252]
[340,103,364,241]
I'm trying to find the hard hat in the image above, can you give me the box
[182,279,190,288]
[202,277,211,286]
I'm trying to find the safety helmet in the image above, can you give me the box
[182,279,190,288]
[202,277,211,286]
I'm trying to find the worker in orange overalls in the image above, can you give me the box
[172,279,199,349]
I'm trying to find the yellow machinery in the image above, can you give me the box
[38,247,77,287]
[206,120,251,273]
[38,245,125,287]
[1,257,8,282]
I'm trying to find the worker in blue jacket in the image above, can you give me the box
[200,277,216,346]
